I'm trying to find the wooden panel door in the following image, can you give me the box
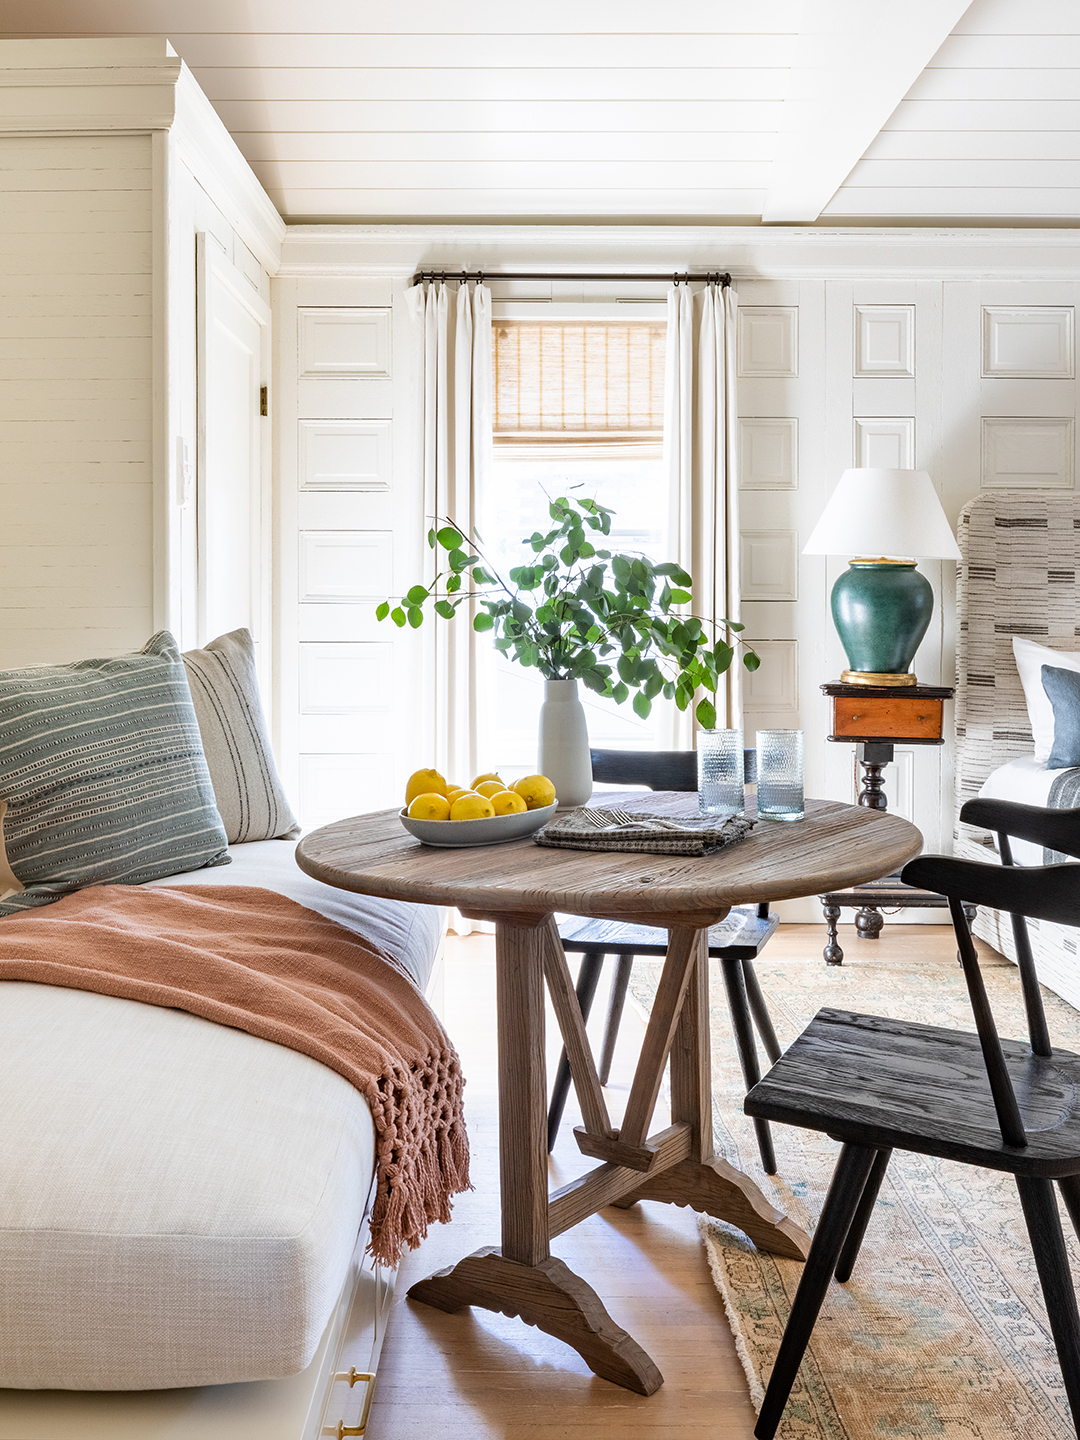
[196,233,271,658]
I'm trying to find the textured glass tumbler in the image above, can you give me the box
[697,728,745,816]
[756,729,804,822]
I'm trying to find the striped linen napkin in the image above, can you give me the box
[534,807,755,857]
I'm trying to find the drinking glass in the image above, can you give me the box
[756,729,804,822]
[697,728,745,816]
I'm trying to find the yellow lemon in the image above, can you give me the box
[474,779,507,799]
[513,774,557,810]
[449,793,495,821]
[471,771,503,789]
[491,789,527,816]
[445,787,472,805]
[405,767,448,805]
[407,792,451,821]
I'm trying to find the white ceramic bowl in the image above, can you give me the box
[398,802,558,848]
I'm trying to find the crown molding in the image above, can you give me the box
[0,37,284,274]
[278,223,1080,282]
[0,37,181,130]
[172,66,285,275]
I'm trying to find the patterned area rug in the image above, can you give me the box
[630,948,1080,1439]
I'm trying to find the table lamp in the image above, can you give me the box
[802,468,961,687]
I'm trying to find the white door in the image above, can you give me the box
[196,234,271,655]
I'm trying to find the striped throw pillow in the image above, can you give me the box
[0,631,229,916]
[182,629,300,843]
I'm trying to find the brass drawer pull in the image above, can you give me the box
[332,1369,376,1437]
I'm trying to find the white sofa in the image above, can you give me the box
[0,840,444,1392]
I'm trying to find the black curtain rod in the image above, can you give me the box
[409,269,731,288]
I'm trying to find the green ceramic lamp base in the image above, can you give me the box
[831,560,934,683]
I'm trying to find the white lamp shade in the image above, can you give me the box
[802,469,962,561]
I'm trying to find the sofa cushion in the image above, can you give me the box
[182,628,300,844]
[0,981,375,1390]
[0,630,229,916]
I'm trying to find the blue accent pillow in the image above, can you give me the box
[1042,664,1080,769]
[0,631,229,916]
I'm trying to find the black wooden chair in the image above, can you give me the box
[547,747,783,1173]
[746,796,1080,1439]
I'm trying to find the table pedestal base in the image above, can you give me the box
[410,912,811,1395]
[609,1156,811,1260]
[408,1246,664,1394]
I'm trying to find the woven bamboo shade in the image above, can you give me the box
[492,320,665,445]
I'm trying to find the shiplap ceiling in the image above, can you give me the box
[2,0,1080,224]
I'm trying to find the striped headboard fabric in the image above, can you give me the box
[954,491,1080,857]
[955,491,1080,1008]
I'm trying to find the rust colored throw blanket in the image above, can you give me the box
[0,883,470,1267]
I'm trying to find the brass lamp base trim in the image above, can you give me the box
[840,670,918,688]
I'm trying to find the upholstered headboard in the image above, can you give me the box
[954,491,1080,857]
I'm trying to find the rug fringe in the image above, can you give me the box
[699,1214,765,1414]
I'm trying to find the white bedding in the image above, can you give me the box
[977,755,1075,865]
[0,843,446,1391]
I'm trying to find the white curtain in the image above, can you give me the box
[663,281,741,749]
[406,279,492,789]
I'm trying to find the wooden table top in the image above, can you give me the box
[296,792,923,929]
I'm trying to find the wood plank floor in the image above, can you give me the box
[367,922,1008,1439]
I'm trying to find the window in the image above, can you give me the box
[477,317,672,774]
[493,320,665,445]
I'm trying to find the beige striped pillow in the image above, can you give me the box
[183,629,300,843]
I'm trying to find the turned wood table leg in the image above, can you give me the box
[611,928,811,1262]
[408,916,663,1396]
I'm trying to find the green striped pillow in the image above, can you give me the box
[0,631,229,916]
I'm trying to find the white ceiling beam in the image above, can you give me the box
[762,0,974,223]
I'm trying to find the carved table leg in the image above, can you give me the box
[855,905,884,940]
[408,916,663,1395]
[821,901,844,965]
[856,741,894,811]
[611,929,811,1261]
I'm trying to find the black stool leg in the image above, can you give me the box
[742,957,781,1065]
[597,951,634,1087]
[1057,1174,1080,1241]
[834,1147,891,1282]
[721,955,777,1174]
[1016,1175,1080,1432]
[547,950,604,1152]
[755,1142,879,1440]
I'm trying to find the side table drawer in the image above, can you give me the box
[831,695,943,740]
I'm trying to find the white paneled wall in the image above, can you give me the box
[738,274,1080,919]
[273,231,1080,869]
[275,275,428,830]
[0,133,154,665]
[0,39,284,711]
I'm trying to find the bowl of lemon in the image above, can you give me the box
[399,769,558,847]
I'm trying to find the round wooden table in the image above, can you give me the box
[297,793,922,1397]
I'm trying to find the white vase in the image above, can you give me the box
[538,677,593,809]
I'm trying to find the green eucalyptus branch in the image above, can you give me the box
[378,492,760,730]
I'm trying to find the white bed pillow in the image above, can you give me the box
[1012,636,1080,763]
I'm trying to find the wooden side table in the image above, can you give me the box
[819,681,971,963]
